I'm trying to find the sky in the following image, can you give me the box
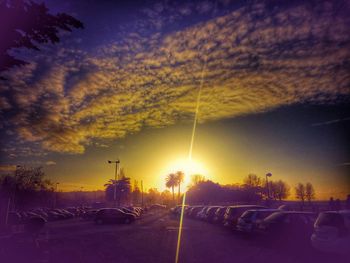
[0,0,349,199]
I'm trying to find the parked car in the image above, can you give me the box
[94,208,136,224]
[223,205,267,228]
[47,211,64,221]
[311,210,350,255]
[188,206,204,218]
[170,205,188,216]
[236,209,280,233]
[213,207,227,224]
[120,207,140,218]
[258,211,316,244]
[205,206,223,223]
[197,206,210,220]
[81,209,98,220]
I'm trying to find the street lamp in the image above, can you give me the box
[266,173,272,199]
[108,159,120,207]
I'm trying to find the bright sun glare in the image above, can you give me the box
[164,158,208,189]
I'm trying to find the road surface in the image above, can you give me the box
[0,210,347,263]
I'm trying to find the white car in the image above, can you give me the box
[236,209,280,233]
[311,210,350,255]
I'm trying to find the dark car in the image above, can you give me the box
[197,206,211,220]
[213,207,227,224]
[205,206,223,223]
[223,205,267,228]
[81,209,98,220]
[258,211,316,244]
[188,206,204,218]
[120,207,140,218]
[94,208,136,224]
[170,205,188,217]
[236,209,280,233]
[311,210,350,255]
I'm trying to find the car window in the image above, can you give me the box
[257,211,271,219]
[264,212,285,223]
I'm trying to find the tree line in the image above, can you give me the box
[0,166,317,210]
[0,166,54,211]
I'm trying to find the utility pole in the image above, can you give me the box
[141,180,144,208]
[108,159,120,207]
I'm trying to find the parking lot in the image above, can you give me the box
[1,209,347,263]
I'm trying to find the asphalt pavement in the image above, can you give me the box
[0,211,348,263]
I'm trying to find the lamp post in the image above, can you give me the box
[108,159,120,207]
[266,173,272,199]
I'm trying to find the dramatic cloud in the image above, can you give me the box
[1,0,349,155]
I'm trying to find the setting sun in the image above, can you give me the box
[163,158,209,189]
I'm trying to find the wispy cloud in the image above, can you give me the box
[45,160,57,166]
[0,0,349,156]
[311,117,350,127]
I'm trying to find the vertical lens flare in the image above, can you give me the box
[188,61,207,162]
[175,186,187,263]
[175,60,207,263]
[175,2,217,261]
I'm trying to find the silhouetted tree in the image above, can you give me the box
[295,183,306,207]
[160,190,172,206]
[165,173,178,202]
[175,171,184,203]
[186,180,223,204]
[191,174,205,186]
[305,182,315,203]
[270,180,290,201]
[104,175,131,206]
[0,0,83,73]
[131,180,141,205]
[243,174,262,188]
[242,174,263,201]
[147,188,160,204]
[0,166,53,209]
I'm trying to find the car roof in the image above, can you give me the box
[278,211,316,215]
[99,208,120,211]
[322,210,350,215]
[227,205,267,209]
[245,209,281,212]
